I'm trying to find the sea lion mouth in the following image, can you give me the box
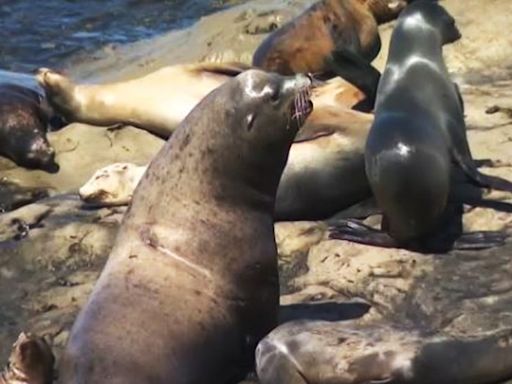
[290,82,313,129]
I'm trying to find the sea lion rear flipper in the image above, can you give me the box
[327,198,381,220]
[451,231,507,250]
[453,81,465,113]
[293,125,336,143]
[451,122,512,192]
[326,48,381,112]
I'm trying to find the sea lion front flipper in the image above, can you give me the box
[326,48,381,112]
[328,219,398,248]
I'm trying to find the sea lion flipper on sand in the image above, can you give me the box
[326,49,381,112]
[448,118,512,192]
[327,218,506,252]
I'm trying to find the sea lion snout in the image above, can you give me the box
[25,138,59,173]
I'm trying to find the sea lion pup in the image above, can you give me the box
[0,333,55,384]
[59,70,313,384]
[252,0,411,109]
[330,0,512,250]
[79,162,147,206]
[0,84,58,172]
[36,63,251,138]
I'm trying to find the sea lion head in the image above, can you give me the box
[79,162,146,206]
[401,0,461,45]
[0,98,59,173]
[182,69,313,195]
[7,332,55,384]
[22,134,58,173]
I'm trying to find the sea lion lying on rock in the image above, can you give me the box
[79,106,373,220]
[36,63,252,138]
[36,63,365,138]
[0,84,59,172]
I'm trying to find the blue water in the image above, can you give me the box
[0,0,243,73]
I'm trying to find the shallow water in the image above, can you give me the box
[0,0,243,73]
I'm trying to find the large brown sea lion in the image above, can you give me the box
[58,70,313,384]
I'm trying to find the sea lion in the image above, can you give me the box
[252,0,410,108]
[36,63,251,138]
[0,333,55,384]
[79,105,373,220]
[59,70,313,384]
[256,318,512,384]
[0,84,59,172]
[330,0,512,249]
[37,64,364,138]
[79,162,147,206]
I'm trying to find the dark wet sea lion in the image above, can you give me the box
[0,84,58,172]
[330,0,512,250]
[0,333,54,384]
[58,70,313,384]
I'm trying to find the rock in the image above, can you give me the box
[0,195,125,365]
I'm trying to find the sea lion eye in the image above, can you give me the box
[269,87,280,104]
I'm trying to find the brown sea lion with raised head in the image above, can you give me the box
[252,0,411,109]
[58,70,313,384]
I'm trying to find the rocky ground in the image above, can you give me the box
[2,0,512,382]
